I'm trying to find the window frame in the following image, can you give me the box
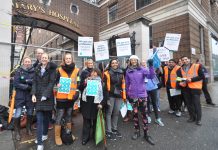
[108,3,118,23]
[135,0,152,10]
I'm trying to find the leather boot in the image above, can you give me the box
[144,131,155,145]
[66,123,76,141]
[131,130,140,140]
[14,118,21,141]
[55,125,62,146]
[26,115,33,136]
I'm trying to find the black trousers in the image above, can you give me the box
[82,117,96,141]
[182,88,202,121]
[202,79,212,103]
[166,87,182,111]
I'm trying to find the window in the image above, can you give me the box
[108,3,118,23]
[136,0,152,10]
[199,25,204,54]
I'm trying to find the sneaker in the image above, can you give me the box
[106,132,116,140]
[37,145,44,150]
[155,118,164,127]
[147,116,151,124]
[168,110,175,114]
[184,107,188,112]
[112,129,122,138]
[35,135,48,144]
[158,108,161,112]
[175,111,182,117]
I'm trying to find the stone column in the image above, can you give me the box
[0,0,12,106]
[128,17,151,61]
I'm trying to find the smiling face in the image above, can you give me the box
[87,59,94,69]
[23,57,32,68]
[130,58,138,66]
[182,57,190,65]
[36,48,44,61]
[64,54,72,65]
[41,53,49,66]
[110,60,119,69]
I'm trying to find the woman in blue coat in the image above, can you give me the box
[13,57,35,140]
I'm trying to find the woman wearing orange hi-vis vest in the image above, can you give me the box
[176,56,204,126]
[55,53,80,146]
[103,58,126,140]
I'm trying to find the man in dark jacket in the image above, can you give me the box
[196,59,215,106]
[177,56,204,126]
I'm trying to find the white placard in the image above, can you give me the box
[156,47,170,62]
[191,48,196,55]
[116,38,131,57]
[164,33,181,51]
[94,41,109,61]
[78,37,93,57]
[170,89,181,96]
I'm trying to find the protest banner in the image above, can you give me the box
[58,77,72,94]
[116,38,131,57]
[94,41,109,61]
[78,37,93,57]
[156,47,170,62]
[163,33,181,51]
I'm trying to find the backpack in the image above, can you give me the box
[60,119,74,145]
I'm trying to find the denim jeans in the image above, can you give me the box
[14,107,33,118]
[36,111,50,145]
[55,107,73,125]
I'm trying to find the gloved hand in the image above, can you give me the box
[41,96,47,101]
[147,59,153,67]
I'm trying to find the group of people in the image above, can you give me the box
[12,47,214,150]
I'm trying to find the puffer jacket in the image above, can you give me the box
[13,66,35,108]
[125,66,155,99]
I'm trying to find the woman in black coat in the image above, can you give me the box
[31,53,57,150]
[80,68,105,145]
[13,57,35,140]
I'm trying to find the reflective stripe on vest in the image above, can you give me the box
[181,64,202,89]
[56,67,79,100]
[164,65,180,88]
[104,71,126,100]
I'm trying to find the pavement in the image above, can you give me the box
[1,82,218,150]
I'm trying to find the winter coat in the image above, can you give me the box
[31,62,57,111]
[80,76,104,120]
[125,66,155,99]
[103,68,124,98]
[13,66,35,109]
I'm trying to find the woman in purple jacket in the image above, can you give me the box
[125,55,155,145]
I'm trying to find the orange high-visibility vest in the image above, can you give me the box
[104,71,126,100]
[181,64,202,89]
[56,67,79,100]
[164,65,180,88]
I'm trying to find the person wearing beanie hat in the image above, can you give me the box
[125,55,156,145]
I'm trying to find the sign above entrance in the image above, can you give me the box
[116,38,132,57]
[78,37,93,57]
[163,33,181,51]
[13,1,79,29]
